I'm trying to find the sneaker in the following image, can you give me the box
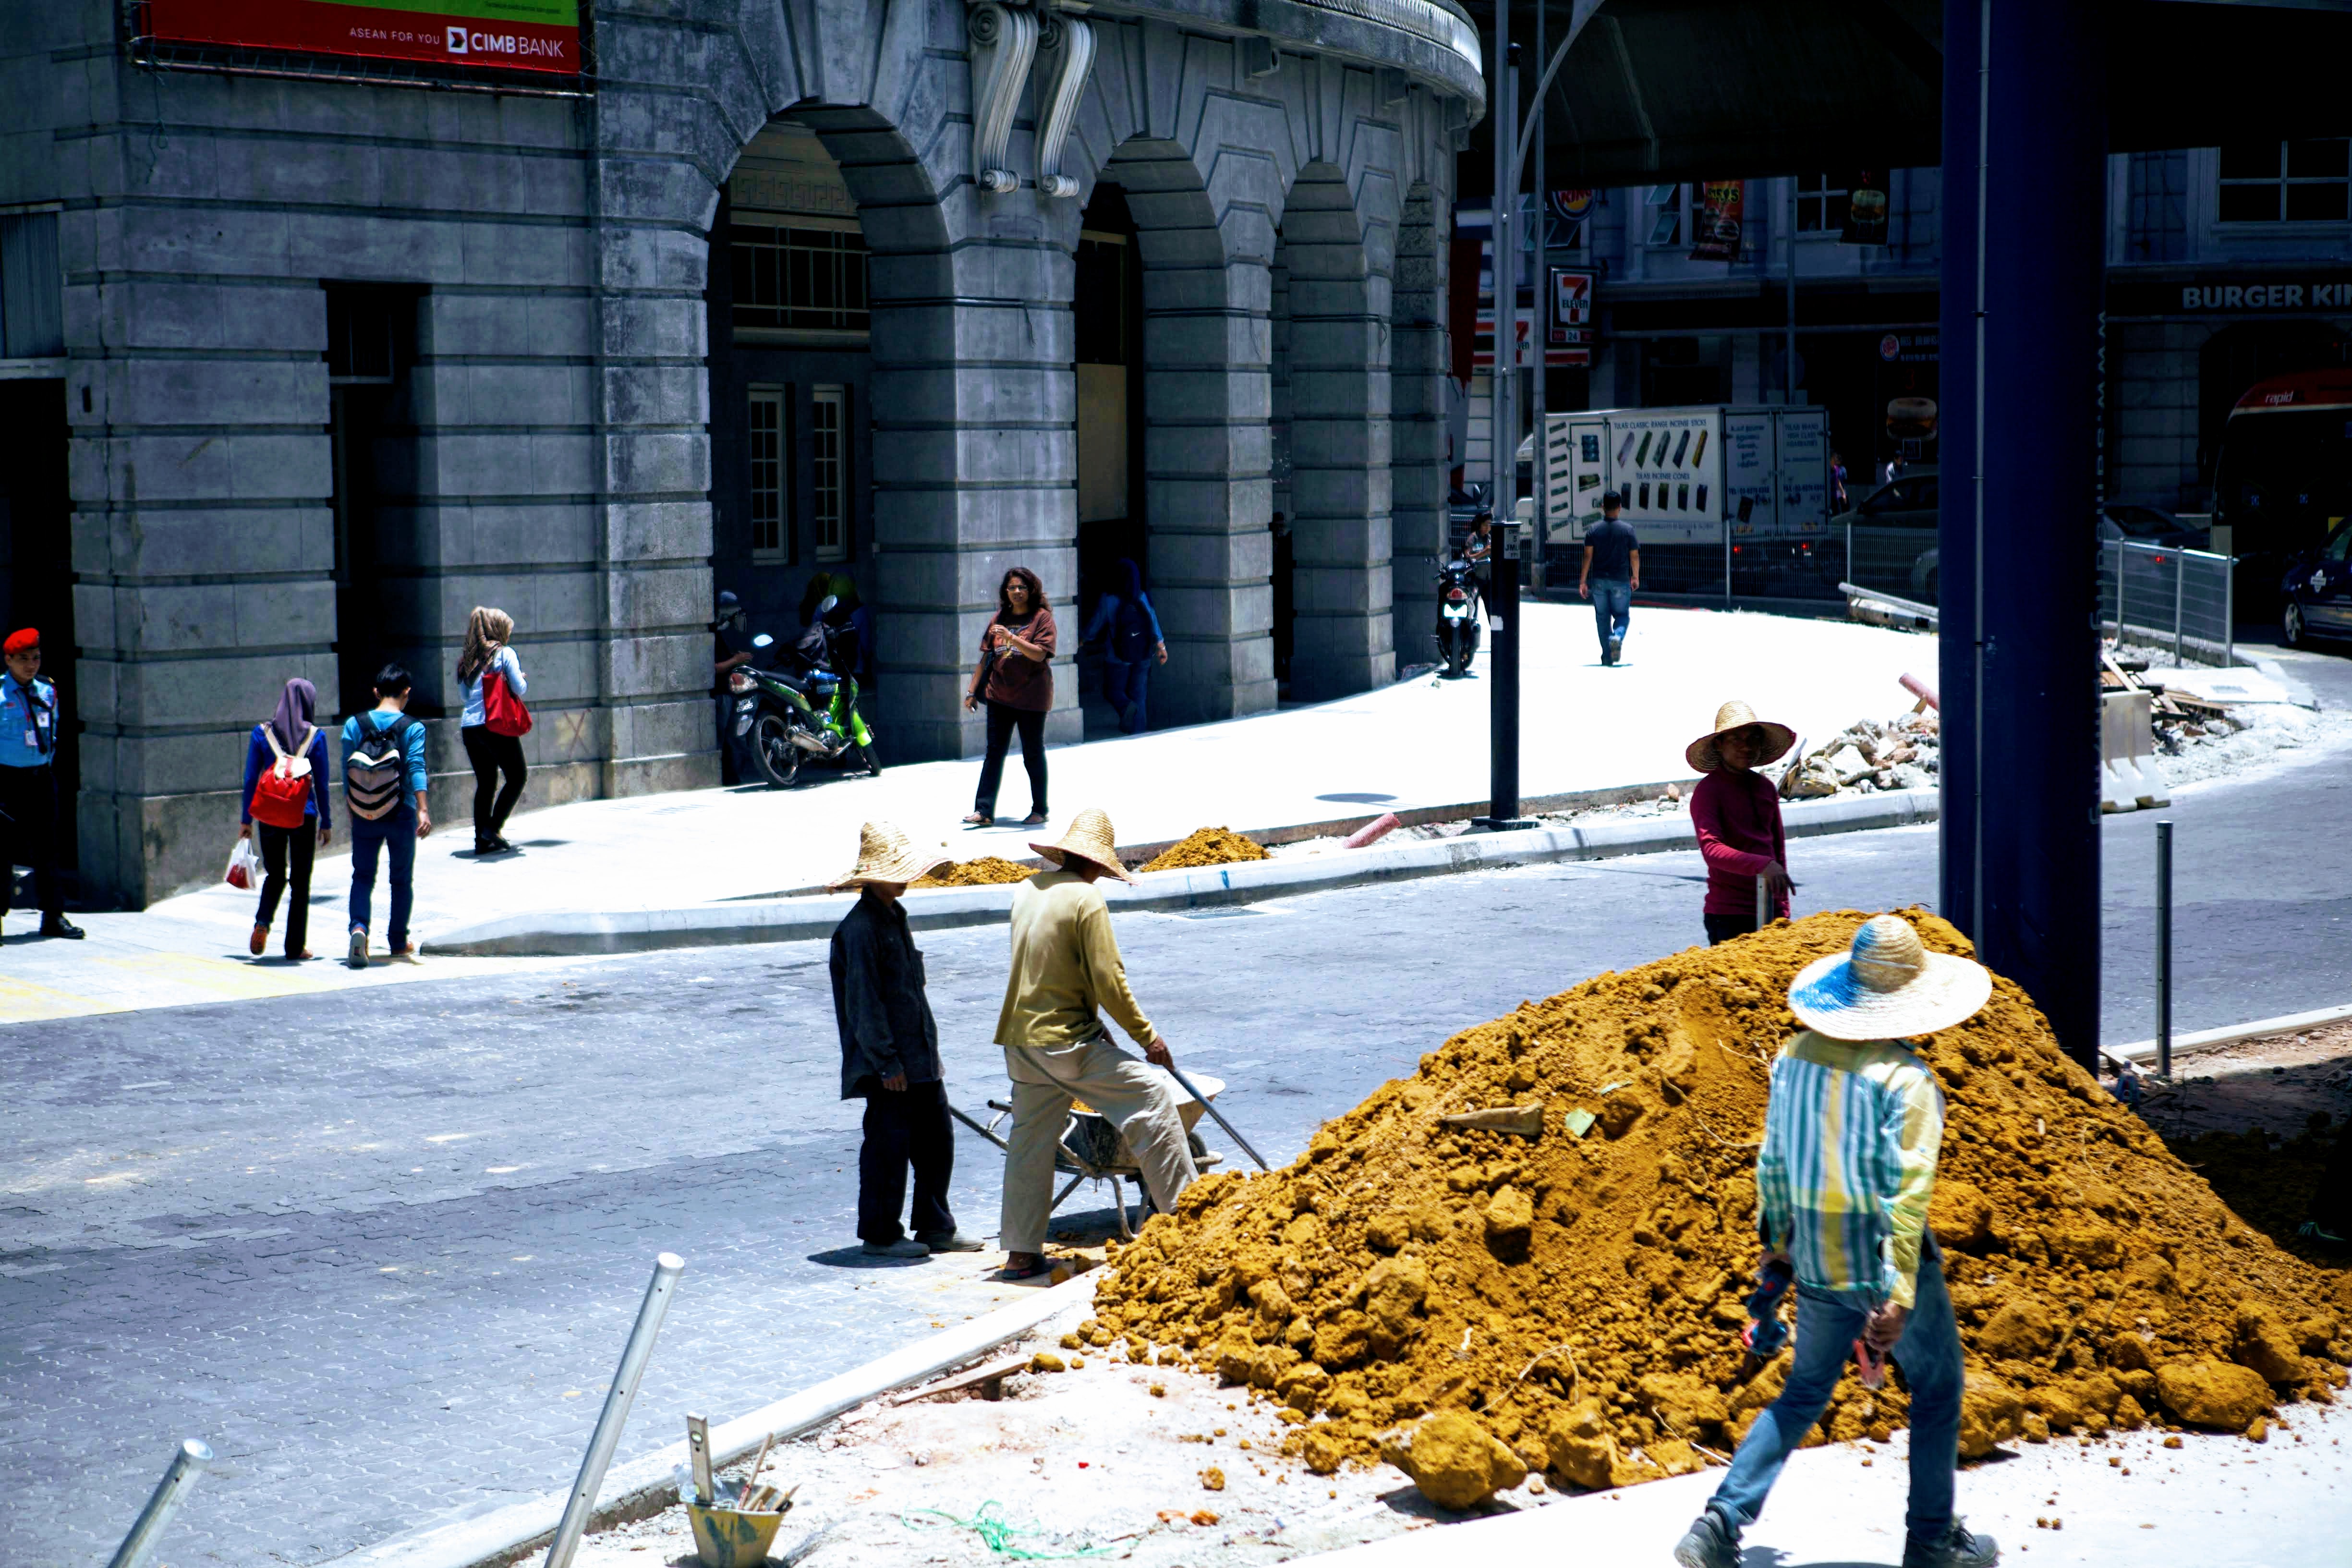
[40,916,83,939]
[916,1231,984,1252]
[389,944,423,965]
[860,1238,930,1259]
[1904,1519,2000,1568]
[1606,637,1624,665]
[347,928,370,970]
[2298,1219,2347,1248]
[1673,1508,1740,1568]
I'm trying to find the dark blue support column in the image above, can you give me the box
[1942,0,2107,1069]
[1938,0,1980,938]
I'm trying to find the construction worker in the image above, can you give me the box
[0,628,81,939]
[828,822,982,1260]
[995,808,1196,1280]
[1674,915,1996,1568]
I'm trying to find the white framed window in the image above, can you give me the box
[749,386,787,561]
[2219,140,2351,223]
[1645,184,1682,246]
[1794,173,1847,233]
[812,384,848,561]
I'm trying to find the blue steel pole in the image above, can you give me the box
[1972,0,2108,1070]
[1937,0,1981,937]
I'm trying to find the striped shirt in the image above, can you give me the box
[1754,1030,1945,1309]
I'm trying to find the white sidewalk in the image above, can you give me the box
[0,604,1936,1021]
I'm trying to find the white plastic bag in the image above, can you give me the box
[225,837,260,891]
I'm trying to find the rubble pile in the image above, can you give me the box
[1780,711,1940,799]
[911,856,1038,888]
[1091,911,2352,1506]
[1139,827,1271,874]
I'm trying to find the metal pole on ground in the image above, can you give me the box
[1756,871,1769,932]
[545,1252,685,1568]
[2156,819,2173,1081]
[1482,38,1527,832]
[108,1439,212,1568]
[2172,551,2185,666]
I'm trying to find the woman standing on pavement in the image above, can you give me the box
[963,566,1055,827]
[456,606,529,855]
[240,676,332,960]
[1081,557,1167,735]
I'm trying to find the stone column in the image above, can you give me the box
[1282,168,1394,701]
[1390,187,1451,661]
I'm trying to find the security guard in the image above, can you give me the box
[0,628,82,939]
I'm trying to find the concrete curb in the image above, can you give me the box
[424,790,1942,957]
[347,1269,1102,1568]
[2104,999,2352,1068]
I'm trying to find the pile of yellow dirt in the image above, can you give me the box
[1091,910,2352,1501]
[1139,827,1271,874]
[911,856,1037,888]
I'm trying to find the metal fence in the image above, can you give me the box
[2100,540,2234,667]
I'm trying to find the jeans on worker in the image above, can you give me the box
[856,1077,958,1246]
[254,820,316,958]
[460,724,527,845]
[1103,656,1150,735]
[348,811,417,952]
[1706,1235,1962,1548]
[1590,578,1633,653]
[973,700,1047,819]
[998,1035,1197,1255]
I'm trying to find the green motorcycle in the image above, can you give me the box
[727,613,882,789]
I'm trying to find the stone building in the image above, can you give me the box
[0,0,1481,906]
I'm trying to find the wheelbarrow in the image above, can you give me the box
[947,1074,1224,1241]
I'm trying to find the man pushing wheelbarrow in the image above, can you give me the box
[994,808,1198,1281]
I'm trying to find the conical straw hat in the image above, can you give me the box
[1685,698,1798,774]
[1030,807,1132,883]
[1787,913,1993,1041]
[830,821,952,891]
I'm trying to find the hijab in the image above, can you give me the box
[270,678,317,752]
[1117,558,1143,601]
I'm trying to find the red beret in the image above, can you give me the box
[2,629,36,655]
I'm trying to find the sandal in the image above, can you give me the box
[1020,812,1049,827]
[963,812,994,827]
[997,1253,1055,1281]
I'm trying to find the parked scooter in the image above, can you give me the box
[727,597,882,787]
[1433,557,1482,678]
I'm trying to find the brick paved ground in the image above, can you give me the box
[8,729,2351,1565]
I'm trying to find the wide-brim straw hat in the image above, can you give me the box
[1685,699,1797,774]
[1031,807,1133,883]
[1788,913,1993,1041]
[830,821,952,890]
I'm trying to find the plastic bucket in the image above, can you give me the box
[687,1502,786,1568]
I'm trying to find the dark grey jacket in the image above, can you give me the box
[828,892,942,1097]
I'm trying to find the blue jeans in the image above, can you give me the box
[1103,656,1150,734]
[1707,1236,1962,1547]
[349,811,417,951]
[1590,578,1632,651]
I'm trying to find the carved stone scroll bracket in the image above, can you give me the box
[1034,12,1096,199]
[969,1,1040,195]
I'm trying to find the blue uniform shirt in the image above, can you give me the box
[0,672,59,769]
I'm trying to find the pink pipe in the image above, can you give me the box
[1900,672,1940,710]
[1342,812,1402,849]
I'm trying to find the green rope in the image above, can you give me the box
[901,1500,1113,1560]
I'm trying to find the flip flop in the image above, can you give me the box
[997,1255,1055,1281]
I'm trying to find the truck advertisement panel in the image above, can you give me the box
[147,0,581,73]
[1608,407,1720,539]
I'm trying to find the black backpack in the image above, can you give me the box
[1113,596,1153,663]
[345,714,417,820]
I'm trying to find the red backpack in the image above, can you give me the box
[249,723,317,829]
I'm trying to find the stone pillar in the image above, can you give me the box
[1390,186,1451,663]
[1282,167,1394,701]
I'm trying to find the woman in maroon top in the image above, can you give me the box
[1686,700,1796,945]
[964,566,1057,826]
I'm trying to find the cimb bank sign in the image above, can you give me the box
[445,25,567,59]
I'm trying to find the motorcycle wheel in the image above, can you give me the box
[858,741,884,778]
[750,712,803,788]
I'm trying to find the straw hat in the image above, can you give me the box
[1685,699,1797,774]
[830,821,952,891]
[1031,807,1133,883]
[1787,914,1993,1041]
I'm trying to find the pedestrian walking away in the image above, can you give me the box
[1688,700,1795,944]
[1579,491,1640,666]
[0,627,81,939]
[341,663,431,969]
[1830,450,1850,511]
[242,676,333,961]
[1082,558,1167,735]
[994,808,1197,1279]
[456,606,529,855]
[963,566,1056,827]
[1673,914,1999,1568]
[827,821,982,1259]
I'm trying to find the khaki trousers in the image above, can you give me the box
[999,1036,1199,1254]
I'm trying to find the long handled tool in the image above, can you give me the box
[946,1102,1010,1152]
[1163,1057,1270,1173]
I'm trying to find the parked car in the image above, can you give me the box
[1824,467,1940,601]
[2099,503,2209,552]
[2279,518,2352,648]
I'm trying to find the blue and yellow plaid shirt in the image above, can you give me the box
[1754,1030,1946,1309]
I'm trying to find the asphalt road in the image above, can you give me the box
[8,651,2352,1567]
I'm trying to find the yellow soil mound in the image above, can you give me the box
[1140,827,1271,874]
[1092,910,2352,1496]
[911,856,1038,888]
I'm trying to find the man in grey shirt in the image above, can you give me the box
[1579,491,1641,666]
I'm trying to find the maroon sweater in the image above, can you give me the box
[1690,767,1789,918]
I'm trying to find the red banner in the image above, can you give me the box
[149,0,580,73]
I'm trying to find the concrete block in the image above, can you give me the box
[606,565,712,633]
[87,433,332,504]
[609,499,713,563]
[75,505,333,579]
[601,295,706,360]
[105,279,327,352]
[602,363,707,426]
[605,431,711,497]
[115,650,338,729]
